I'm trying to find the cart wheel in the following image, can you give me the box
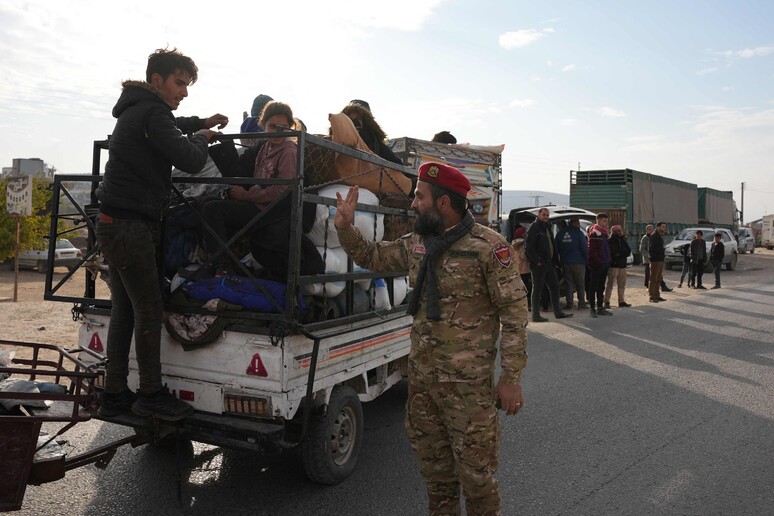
[37,260,47,273]
[302,385,363,485]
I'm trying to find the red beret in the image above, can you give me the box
[417,162,471,198]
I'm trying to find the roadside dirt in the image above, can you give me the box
[0,267,105,366]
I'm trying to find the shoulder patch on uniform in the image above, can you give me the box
[412,244,427,255]
[493,244,511,267]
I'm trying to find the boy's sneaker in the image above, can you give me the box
[132,387,194,421]
[597,308,614,316]
[97,389,138,417]
[604,302,611,309]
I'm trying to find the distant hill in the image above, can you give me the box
[500,190,569,214]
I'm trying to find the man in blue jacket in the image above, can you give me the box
[555,218,588,310]
[96,47,227,421]
[525,208,573,322]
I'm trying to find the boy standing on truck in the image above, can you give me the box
[334,163,528,515]
[95,47,227,421]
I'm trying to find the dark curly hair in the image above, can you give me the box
[146,47,198,84]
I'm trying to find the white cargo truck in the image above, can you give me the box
[761,214,774,250]
[35,131,503,486]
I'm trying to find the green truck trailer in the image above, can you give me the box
[570,169,701,263]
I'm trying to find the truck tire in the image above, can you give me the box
[302,385,363,485]
[751,248,755,254]
[726,253,737,271]
[37,260,47,273]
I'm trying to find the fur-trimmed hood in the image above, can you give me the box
[112,80,167,118]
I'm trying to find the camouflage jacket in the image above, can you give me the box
[337,223,528,384]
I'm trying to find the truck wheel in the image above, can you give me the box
[37,260,47,273]
[302,385,363,485]
[726,253,737,271]
[751,248,755,254]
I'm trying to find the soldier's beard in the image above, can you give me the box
[414,206,445,236]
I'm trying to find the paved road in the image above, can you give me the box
[15,252,774,515]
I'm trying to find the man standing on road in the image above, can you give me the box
[648,222,668,303]
[604,224,631,308]
[555,218,588,310]
[689,230,708,289]
[525,208,574,322]
[95,47,227,421]
[587,213,613,317]
[710,232,726,289]
[334,163,528,515]
[642,224,673,292]
[640,224,653,287]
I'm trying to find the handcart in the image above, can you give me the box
[0,340,144,511]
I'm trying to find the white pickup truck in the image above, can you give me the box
[17,239,82,273]
[47,131,503,484]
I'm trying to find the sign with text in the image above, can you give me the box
[6,176,32,216]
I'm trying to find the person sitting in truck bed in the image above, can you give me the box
[203,101,297,276]
[431,130,457,144]
[341,101,402,165]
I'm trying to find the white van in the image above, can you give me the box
[737,227,755,254]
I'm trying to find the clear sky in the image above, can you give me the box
[2,0,773,221]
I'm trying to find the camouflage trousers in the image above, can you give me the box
[405,375,500,516]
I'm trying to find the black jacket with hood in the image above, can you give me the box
[96,80,209,221]
[525,219,557,267]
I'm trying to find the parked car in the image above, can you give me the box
[664,228,738,271]
[504,206,634,265]
[17,239,82,273]
[505,205,597,239]
[737,227,755,254]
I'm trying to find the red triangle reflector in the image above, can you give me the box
[246,353,268,377]
[88,333,104,353]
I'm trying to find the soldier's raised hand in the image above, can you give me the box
[334,186,359,230]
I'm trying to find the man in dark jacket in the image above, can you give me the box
[604,225,632,308]
[587,213,613,317]
[525,208,573,322]
[648,222,668,302]
[555,218,588,309]
[95,47,227,421]
[710,232,726,288]
[689,230,708,289]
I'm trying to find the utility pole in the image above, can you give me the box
[741,181,745,225]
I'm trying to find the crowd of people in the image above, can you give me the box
[512,210,728,322]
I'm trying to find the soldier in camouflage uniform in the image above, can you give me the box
[335,162,529,516]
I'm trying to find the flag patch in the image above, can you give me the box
[493,245,511,267]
